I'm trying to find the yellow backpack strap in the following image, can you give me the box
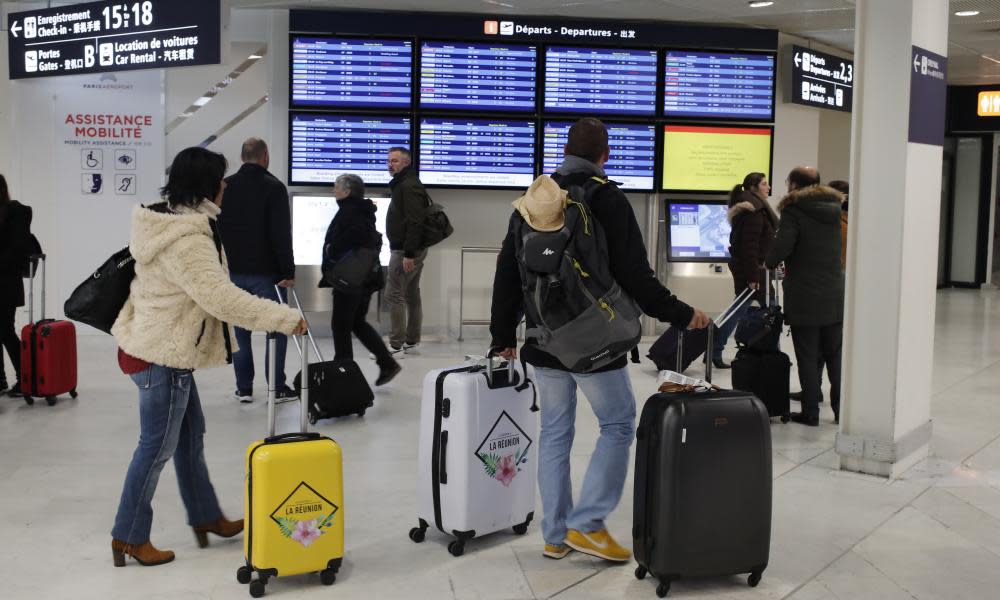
[590,176,609,185]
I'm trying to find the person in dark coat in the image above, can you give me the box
[711,172,778,368]
[491,118,709,563]
[0,174,31,396]
[323,174,401,386]
[384,147,431,355]
[218,138,297,403]
[765,167,845,426]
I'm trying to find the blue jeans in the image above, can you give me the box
[112,365,222,544]
[533,366,637,545]
[230,273,287,392]
[712,301,752,359]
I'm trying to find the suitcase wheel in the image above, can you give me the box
[748,571,762,588]
[320,568,337,586]
[656,582,670,598]
[408,527,426,543]
[23,395,34,406]
[447,540,465,557]
[236,566,252,585]
[635,566,647,580]
[249,579,266,598]
[46,396,57,407]
[512,523,528,535]
[70,389,78,399]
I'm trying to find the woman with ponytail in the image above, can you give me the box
[710,172,778,368]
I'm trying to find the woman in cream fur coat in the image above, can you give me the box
[109,147,306,568]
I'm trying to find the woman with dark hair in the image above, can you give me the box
[711,172,778,368]
[109,147,307,567]
[0,174,32,396]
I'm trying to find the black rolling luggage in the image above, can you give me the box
[282,288,374,423]
[633,328,772,598]
[731,273,791,422]
[647,288,754,373]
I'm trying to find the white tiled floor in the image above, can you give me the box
[3,289,1000,598]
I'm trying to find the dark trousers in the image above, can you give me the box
[332,290,392,366]
[230,274,287,392]
[790,323,843,419]
[1,304,19,383]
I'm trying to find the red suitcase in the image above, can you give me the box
[19,255,78,406]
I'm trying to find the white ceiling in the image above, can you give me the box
[224,0,1000,84]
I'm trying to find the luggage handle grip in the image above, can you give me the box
[439,431,449,485]
[485,347,517,388]
[264,432,322,444]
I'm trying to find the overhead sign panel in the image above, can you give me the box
[787,45,853,112]
[7,0,220,80]
[978,91,1000,117]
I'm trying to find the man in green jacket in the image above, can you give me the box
[385,147,431,354]
[765,167,846,426]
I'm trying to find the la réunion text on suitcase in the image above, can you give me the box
[240,335,344,598]
[633,387,772,597]
[20,254,78,407]
[409,351,539,557]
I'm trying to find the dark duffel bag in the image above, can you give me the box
[633,389,772,597]
[63,247,135,334]
[735,305,784,352]
[732,348,791,422]
[323,246,380,295]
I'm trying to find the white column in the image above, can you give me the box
[838,0,949,478]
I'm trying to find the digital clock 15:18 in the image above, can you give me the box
[102,2,153,31]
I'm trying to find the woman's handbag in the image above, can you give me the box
[63,246,135,334]
[323,247,380,294]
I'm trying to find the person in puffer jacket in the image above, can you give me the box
[109,147,306,568]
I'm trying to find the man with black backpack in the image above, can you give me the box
[491,118,709,563]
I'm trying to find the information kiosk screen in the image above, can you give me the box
[667,202,732,261]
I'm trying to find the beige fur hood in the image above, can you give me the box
[112,201,300,370]
[727,201,757,224]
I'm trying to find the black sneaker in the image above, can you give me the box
[712,358,731,369]
[275,388,299,401]
[234,388,253,403]
[375,361,402,386]
[789,412,819,427]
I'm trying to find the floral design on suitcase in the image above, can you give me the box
[270,482,339,548]
[475,411,533,487]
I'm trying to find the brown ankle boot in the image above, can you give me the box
[112,539,175,567]
[192,516,244,548]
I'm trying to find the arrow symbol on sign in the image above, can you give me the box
[10,21,21,38]
[913,54,920,72]
[794,52,801,67]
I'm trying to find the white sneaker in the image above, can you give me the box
[403,343,419,354]
[372,347,405,360]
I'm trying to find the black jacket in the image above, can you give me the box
[491,170,695,373]
[0,201,32,308]
[765,185,845,327]
[219,163,294,280]
[727,194,777,305]
[323,194,379,263]
[386,167,430,258]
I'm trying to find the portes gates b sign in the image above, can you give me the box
[7,0,220,80]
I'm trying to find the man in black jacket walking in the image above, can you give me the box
[219,138,296,403]
[491,118,709,563]
[765,167,845,426]
[385,147,430,355]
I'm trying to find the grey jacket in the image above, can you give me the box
[764,185,845,327]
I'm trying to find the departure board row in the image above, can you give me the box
[290,35,775,120]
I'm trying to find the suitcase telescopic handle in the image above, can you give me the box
[275,285,325,362]
[267,332,310,437]
[485,347,517,387]
[26,254,46,324]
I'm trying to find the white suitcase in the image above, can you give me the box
[408,354,540,556]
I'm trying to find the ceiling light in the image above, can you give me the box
[749,1,774,7]
[955,10,980,16]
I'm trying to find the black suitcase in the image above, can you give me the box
[732,349,791,423]
[633,389,772,597]
[281,288,375,423]
[647,288,754,373]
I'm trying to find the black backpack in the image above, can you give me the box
[513,177,641,372]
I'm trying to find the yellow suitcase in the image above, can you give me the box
[237,335,344,598]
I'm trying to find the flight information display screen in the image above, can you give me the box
[663,50,775,120]
[544,46,657,116]
[289,113,411,185]
[419,118,536,188]
[420,42,537,112]
[291,36,413,108]
[541,121,656,190]
[667,203,731,261]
